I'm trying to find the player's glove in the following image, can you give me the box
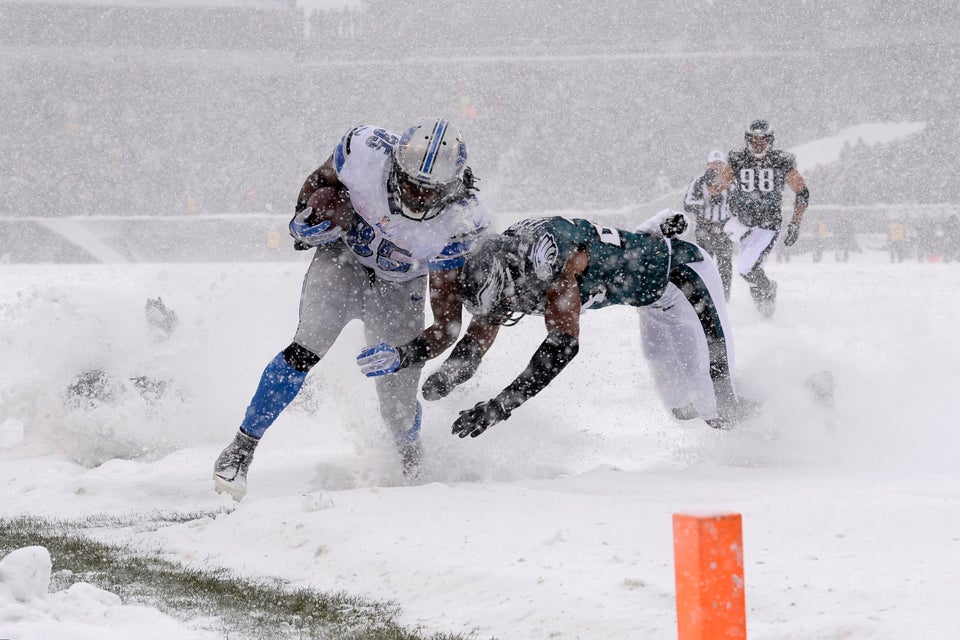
[451,398,511,438]
[704,167,719,187]
[289,208,341,248]
[422,370,456,401]
[421,335,485,401]
[357,342,401,377]
[659,213,688,238]
[783,220,801,247]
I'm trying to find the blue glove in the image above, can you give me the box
[357,342,401,377]
[289,208,341,247]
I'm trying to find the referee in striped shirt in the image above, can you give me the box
[683,149,735,301]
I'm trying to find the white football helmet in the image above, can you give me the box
[389,119,468,221]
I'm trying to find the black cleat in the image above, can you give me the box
[398,440,423,479]
[752,281,777,319]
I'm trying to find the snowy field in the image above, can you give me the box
[2,245,960,639]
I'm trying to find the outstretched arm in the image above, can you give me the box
[451,249,587,438]
[392,267,468,370]
[357,267,499,380]
[420,316,501,401]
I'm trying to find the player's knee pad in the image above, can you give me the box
[282,342,321,372]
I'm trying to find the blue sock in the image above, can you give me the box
[239,352,309,439]
[395,402,422,446]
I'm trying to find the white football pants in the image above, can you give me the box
[734,226,778,276]
[637,250,735,421]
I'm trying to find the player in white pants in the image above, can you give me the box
[637,242,736,425]
[293,243,427,446]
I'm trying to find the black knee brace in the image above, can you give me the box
[282,342,321,372]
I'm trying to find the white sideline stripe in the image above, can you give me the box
[35,218,130,263]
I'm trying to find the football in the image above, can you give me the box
[306,186,356,229]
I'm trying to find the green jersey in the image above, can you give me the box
[501,217,695,314]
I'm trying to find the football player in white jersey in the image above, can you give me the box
[213,119,489,500]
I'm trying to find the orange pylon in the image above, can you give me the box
[673,513,746,640]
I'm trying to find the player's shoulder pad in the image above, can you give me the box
[528,230,560,281]
[727,148,748,165]
[334,125,375,173]
[770,149,797,171]
[505,217,552,237]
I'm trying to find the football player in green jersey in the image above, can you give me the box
[716,119,810,318]
[358,211,754,438]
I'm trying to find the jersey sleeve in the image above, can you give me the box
[778,151,798,173]
[427,195,491,271]
[523,218,579,282]
[683,175,705,214]
[333,125,373,175]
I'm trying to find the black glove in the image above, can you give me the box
[421,335,484,401]
[451,398,511,438]
[660,213,688,238]
[703,168,719,187]
[783,220,801,247]
[422,370,455,401]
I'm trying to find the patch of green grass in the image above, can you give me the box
[0,515,487,640]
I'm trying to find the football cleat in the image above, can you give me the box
[398,440,423,479]
[213,431,259,501]
[671,404,699,420]
[706,397,762,429]
[751,280,777,319]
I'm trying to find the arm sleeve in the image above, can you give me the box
[494,331,580,413]
[436,334,484,384]
[420,334,487,401]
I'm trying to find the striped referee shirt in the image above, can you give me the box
[683,172,733,224]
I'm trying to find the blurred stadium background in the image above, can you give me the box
[1,0,957,262]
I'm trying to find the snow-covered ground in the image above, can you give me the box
[2,240,959,639]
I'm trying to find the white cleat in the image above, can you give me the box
[213,431,259,501]
[213,473,247,501]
